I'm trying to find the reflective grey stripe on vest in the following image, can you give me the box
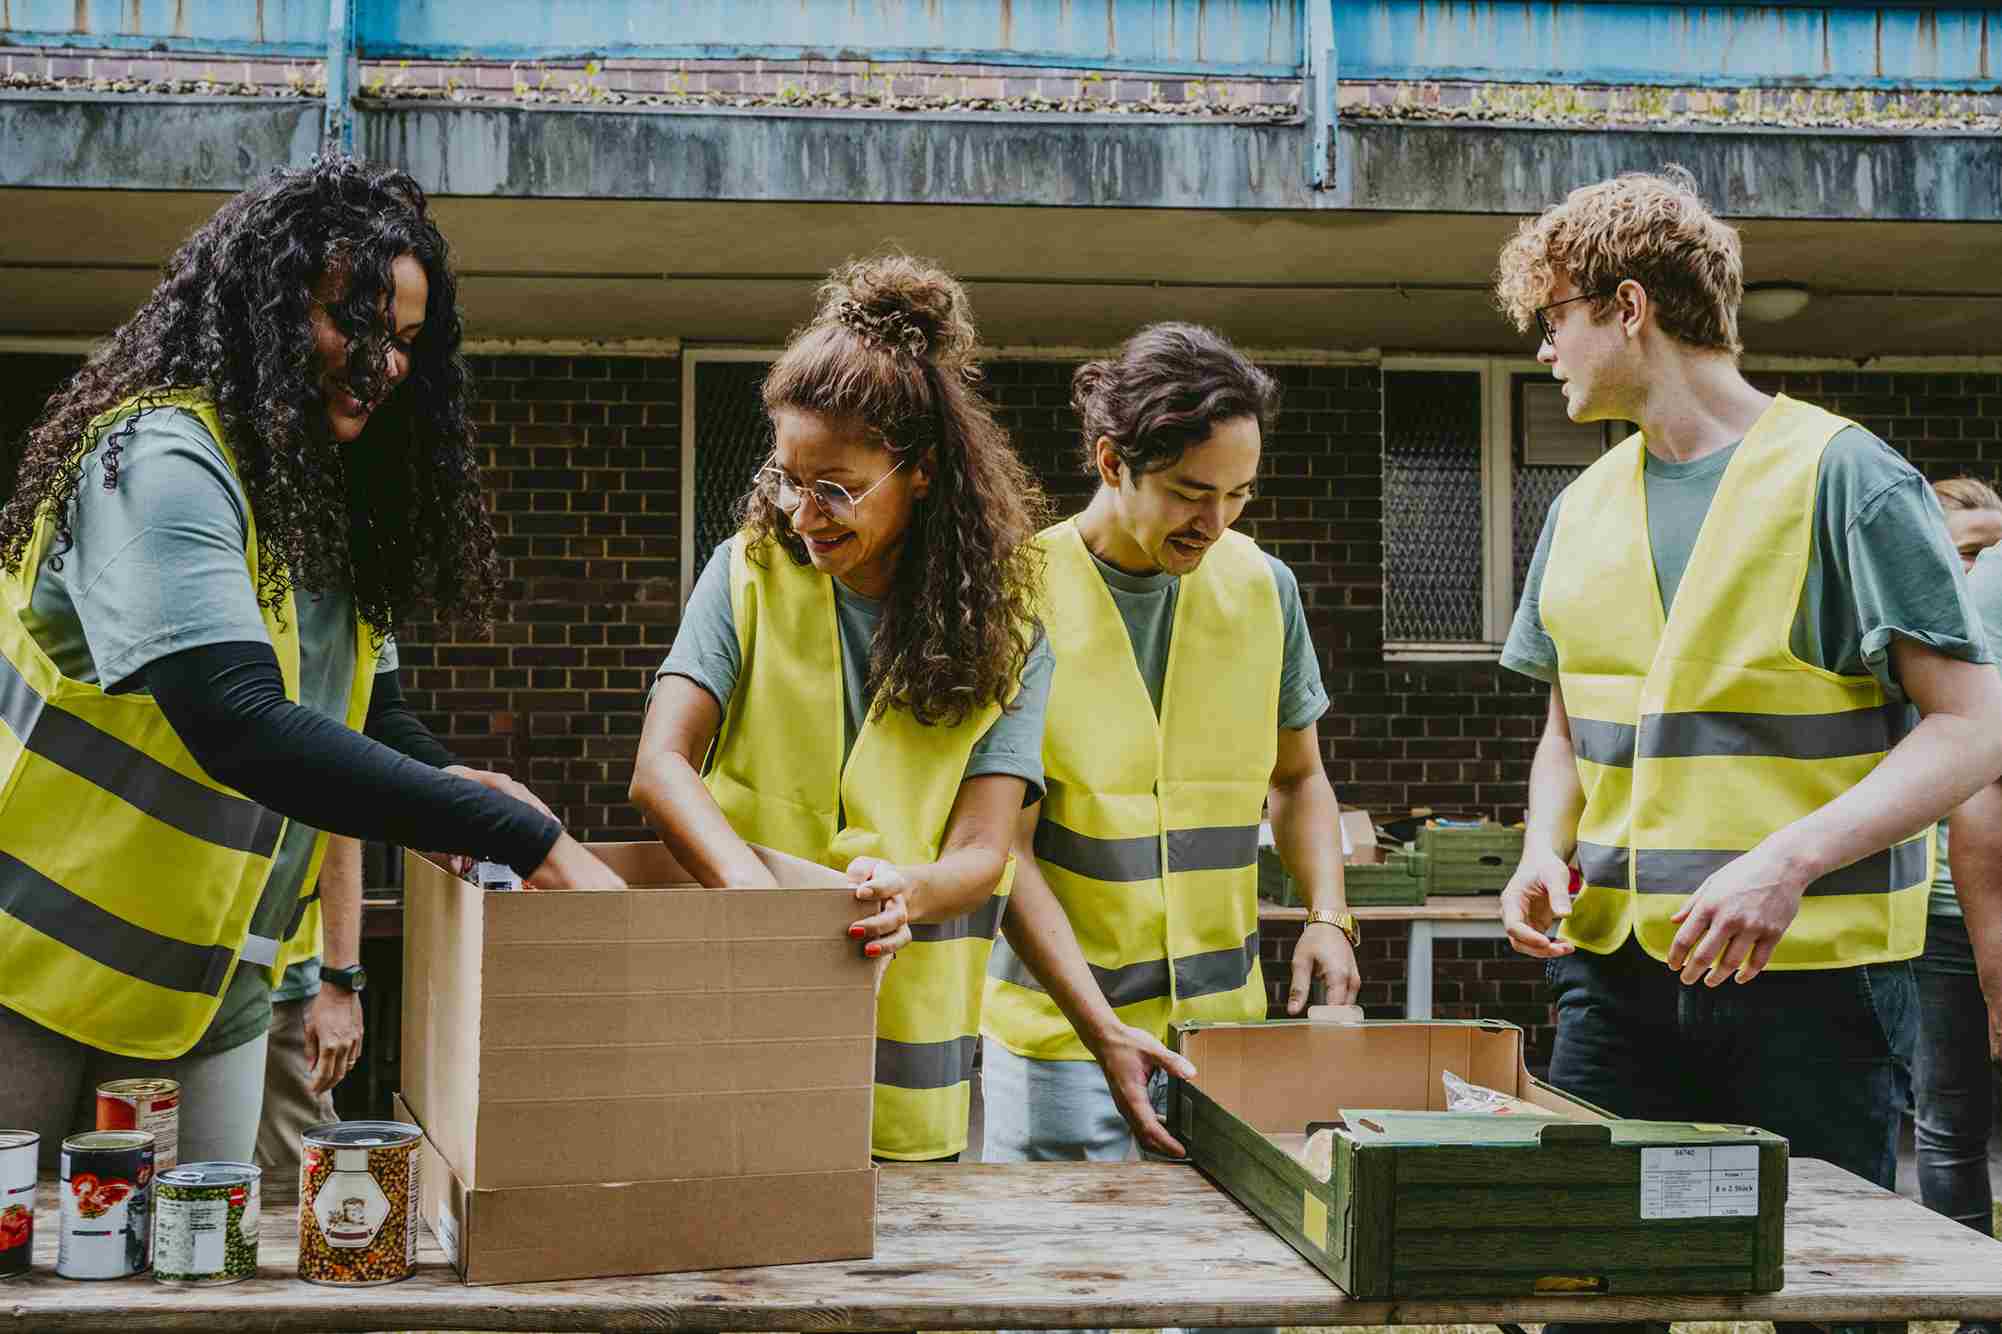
[0,651,283,859]
[281,889,321,942]
[1575,841,1632,890]
[875,1034,978,1091]
[1172,931,1260,1001]
[1035,821,1159,882]
[237,932,283,968]
[909,892,1005,944]
[1166,825,1259,874]
[1036,821,1260,883]
[1633,837,1929,898]
[987,933,1174,1009]
[0,849,234,996]
[1570,718,1636,769]
[1638,703,1904,762]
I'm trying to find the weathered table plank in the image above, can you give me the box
[7,1159,2000,1331]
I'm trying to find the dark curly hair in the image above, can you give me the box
[0,150,500,632]
[1072,322,1281,477]
[743,253,1048,729]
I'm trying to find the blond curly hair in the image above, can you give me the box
[1494,168,1744,355]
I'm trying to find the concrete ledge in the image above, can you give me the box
[1335,119,2002,222]
[3,92,1994,222]
[0,92,322,190]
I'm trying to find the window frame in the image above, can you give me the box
[1380,354,1557,663]
[680,346,783,614]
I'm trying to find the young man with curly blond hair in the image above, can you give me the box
[1492,170,2002,1212]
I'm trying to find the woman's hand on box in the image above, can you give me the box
[846,857,915,959]
[1088,1023,1196,1158]
[524,833,628,892]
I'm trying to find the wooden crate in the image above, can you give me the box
[1258,846,1427,907]
[1169,1019,1788,1299]
[1418,823,1524,895]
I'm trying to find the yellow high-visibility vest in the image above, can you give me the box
[1541,394,1931,968]
[703,531,1015,1160]
[983,518,1280,1060]
[0,391,373,1058]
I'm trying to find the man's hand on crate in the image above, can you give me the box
[1088,1023,1196,1158]
[1500,843,1578,958]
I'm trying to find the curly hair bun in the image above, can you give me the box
[816,253,978,368]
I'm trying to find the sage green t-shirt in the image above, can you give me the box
[20,408,385,1054]
[1082,546,1329,731]
[1503,426,1986,694]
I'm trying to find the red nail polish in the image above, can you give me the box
[864,943,881,958]
[848,924,864,939]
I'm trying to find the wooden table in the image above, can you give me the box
[10,1159,2002,1331]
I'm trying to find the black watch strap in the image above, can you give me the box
[319,962,367,994]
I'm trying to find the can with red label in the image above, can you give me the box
[0,1130,37,1280]
[297,1121,421,1285]
[96,1078,179,1172]
[58,1130,154,1280]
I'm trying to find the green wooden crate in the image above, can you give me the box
[1170,1018,1787,1300]
[1257,846,1427,907]
[1418,823,1524,895]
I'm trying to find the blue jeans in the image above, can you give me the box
[1545,937,1916,1190]
[1912,913,1996,1237]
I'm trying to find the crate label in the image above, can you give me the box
[1640,1145,1760,1219]
[1302,1191,1328,1250]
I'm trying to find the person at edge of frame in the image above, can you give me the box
[1906,477,2002,1334]
[1494,168,2002,1334]
[0,151,625,1171]
[629,253,1054,1165]
[978,322,1357,1334]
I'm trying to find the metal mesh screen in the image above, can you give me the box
[691,357,776,581]
[1383,370,1485,643]
[1512,464,1580,604]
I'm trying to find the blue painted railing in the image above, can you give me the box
[1,0,1993,90]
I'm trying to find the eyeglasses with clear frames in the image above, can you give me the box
[756,457,906,523]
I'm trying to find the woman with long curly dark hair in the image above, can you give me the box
[0,152,619,1169]
[631,253,1050,1162]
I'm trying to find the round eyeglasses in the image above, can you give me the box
[756,458,906,523]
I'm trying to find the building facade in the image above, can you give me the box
[3,0,1998,1063]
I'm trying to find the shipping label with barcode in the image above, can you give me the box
[1639,1145,1760,1219]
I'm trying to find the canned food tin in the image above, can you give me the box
[154,1163,260,1285]
[58,1130,154,1280]
[96,1078,179,1172]
[298,1122,421,1285]
[0,1130,37,1280]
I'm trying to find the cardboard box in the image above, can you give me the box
[1171,1019,1787,1299]
[1340,809,1384,865]
[401,842,880,1283]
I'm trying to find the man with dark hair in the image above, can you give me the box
[1494,169,2002,1225]
[981,323,1358,1176]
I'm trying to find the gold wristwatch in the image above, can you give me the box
[1304,909,1361,948]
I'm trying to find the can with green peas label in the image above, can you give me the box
[153,1163,260,1285]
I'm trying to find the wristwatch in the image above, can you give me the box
[1303,909,1361,949]
[319,963,368,995]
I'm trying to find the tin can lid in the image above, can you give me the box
[159,1162,260,1188]
[96,1077,179,1098]
[63,1130,154,1152]
[0,1130,39,1150]
[302,1120,420,1149]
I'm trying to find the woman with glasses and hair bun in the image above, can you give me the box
[630,253,1053,1164]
